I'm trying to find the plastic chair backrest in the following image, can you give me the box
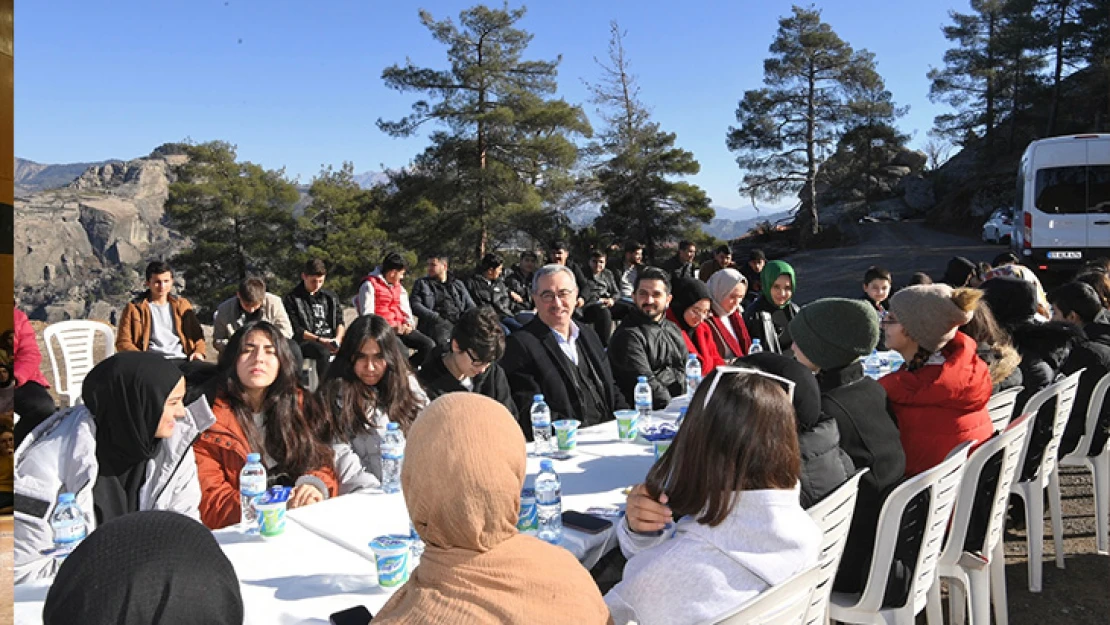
[803,469,867,625]
[42,320,116,406]
[939,414,1033,567]
[712,564,822,625]
[1063,370,1110,460]
[845,441,972,615]
[987,386,1023,432]
[1015,370,1083,485]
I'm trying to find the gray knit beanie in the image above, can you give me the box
[888,284,974,352]
[789,298,880,370]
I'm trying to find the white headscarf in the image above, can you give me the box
[707,268,747,317]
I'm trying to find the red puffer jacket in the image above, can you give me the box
[665,309,727,374]
[880,331,993,476]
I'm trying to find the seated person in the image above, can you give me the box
[880,285,993,476]
[12,307,57,446]
[374,393,610,624]
[0,425,12,512]
[744,260,800,354]
[283,258,346,382]
[466,253,524,334]
[500,265,628,435]
[212,276,295,353]
[194,321,337,529]
[505,251,538,315]
[659,240,698,282]
[1048,282,1110,457]
[609,267,688,409]
[14,352,210,582]
[607,368,821,625]
[861,266,892,350]
[665,277,726,373]
[705,268,752,359]
[697,244,733,282]
[43,510,243,625]
[579,250,621,347]
[356,252,436,368]
[417,306,516,418]
[410,253,476,348]
[739,249,765,307]
[318,315,428,492]
[611,241,644,321]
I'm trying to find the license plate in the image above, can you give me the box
[1047,251,1082,260]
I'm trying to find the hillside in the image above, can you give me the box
[15,157,120,197]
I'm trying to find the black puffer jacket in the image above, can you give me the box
[738,353,854,509]
[1060,322,1110,456]
[505,264,533,313]
[743,296,799,354]
[465,274,516,319]
[609,309,688,409]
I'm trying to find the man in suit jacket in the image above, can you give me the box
[501,264,629,438]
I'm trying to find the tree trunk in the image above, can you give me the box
[985,10,998,149]
[475,33,488,261]
[805,63,818,242]
[1046,0,1070,136]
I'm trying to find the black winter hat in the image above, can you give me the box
[980,276,1037,328]
[736,352,822,431]
[789,298,880,370]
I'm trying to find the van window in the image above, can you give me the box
[1036,166,1087,214]
[1092,166,1110,214]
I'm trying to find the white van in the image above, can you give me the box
[1013,134,1110,273]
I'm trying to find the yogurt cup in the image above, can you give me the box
[370,535,412,588]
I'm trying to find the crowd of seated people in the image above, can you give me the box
[12,243,1110,623]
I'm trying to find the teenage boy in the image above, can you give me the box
[284,258,345,381]
[698,244,733,282]
[357,252,435,367]
[212,276,294,353]
[861,266,892,313]
[1048,281,1110,458]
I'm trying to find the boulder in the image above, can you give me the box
[898,175,936,211]
[42,300,87,323]
[869,197,913,220]
[86,300,118,325]
[879,165,912,178]
[818,200,867,226]
[891,149,928,172]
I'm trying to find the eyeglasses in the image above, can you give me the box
[686,306,712,320]
[537,288,577,304]
[881,313,900,326]
[465,349,492,367]
[702,366,796,409]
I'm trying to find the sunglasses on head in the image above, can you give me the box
[702,366,796,409]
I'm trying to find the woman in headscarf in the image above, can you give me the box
[665,277,726,373]
[374,393,610,624]
[194,320,338,529]
[705,268,752,359]
[14,351,212,583]
[43,510,243,625]
[743,260,800,354]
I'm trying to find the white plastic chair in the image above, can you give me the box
[42,320,116,407]
[829,441,973,625]
[1058,370,1110,556]
[987,385,1023,432]
[711,563,822,625]
[1008,369,1083,592]
[804,469,868,625]
[926,413,1033,625]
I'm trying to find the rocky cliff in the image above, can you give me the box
[15,148,189,322]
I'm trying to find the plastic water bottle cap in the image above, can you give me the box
[386,422,400,431]
[533,394,544,402]
[752,339,761,345]
[246,453,261,463]
[540,459,553,471]
[637,376,647,383]
[58,492,76,504]
[689,354,698,360]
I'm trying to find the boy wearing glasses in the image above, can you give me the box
[417,306,516,419]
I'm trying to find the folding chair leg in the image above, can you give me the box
[1047,472,1066,570]
[1094,454,1110,556]
[948,578,967,625]
[1024,487,1044,592]
[925,579,944,625]
[991,541,1009,625]
[966,567,991,625]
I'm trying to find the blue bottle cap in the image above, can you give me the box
[57,493,76,503]
[533,394,544,402]
[386,422,400,431]
[637,376,647,382]
[540,459,553,471]
[247,453,261,463]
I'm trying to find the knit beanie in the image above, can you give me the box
[760,260,796,309]
[789,298,880,370]
[888,284,975,352]
[942,256,978,287]
[706,268,747,316]
[980,276,1037,329]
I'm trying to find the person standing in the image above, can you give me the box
[283,258,345,382]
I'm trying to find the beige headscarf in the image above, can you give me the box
[374,394,612,625]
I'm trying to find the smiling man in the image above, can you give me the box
[500,264,628,436]
[608,266,689,409]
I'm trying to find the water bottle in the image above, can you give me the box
[748,338,763,354]
[50,493,87,556]
[530,394,555,456]
[863,350,883,380]
[381,423,405,494]
[685,354,702,396]
[239,453,267,534]
[634,376,653,431]
[535,459,563,544]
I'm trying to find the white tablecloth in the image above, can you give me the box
[14,414,669,624]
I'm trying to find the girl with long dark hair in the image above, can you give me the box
[318,315,428,490]
[194,321,337,529]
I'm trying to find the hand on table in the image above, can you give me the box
[288,484,325,508]
[625,483,672,534]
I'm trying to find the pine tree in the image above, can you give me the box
[726,6,879,239]
[587,22,712,262]
[377,3,590,262]
[164,141,299,313]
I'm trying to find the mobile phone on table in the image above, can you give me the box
[330,605,373,625]
[562,510,613,534]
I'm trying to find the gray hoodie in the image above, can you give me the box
[605,488,820,625]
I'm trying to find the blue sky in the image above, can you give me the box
[16,1,964,216]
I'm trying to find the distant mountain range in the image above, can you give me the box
[15,157,120,196]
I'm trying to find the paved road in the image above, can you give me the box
[781,219,1001,304]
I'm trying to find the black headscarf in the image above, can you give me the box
[44,510,244,625]
[942,256,978,287]
[83,352,183,523]
[669,277,713,336]
[737,352,823,430]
